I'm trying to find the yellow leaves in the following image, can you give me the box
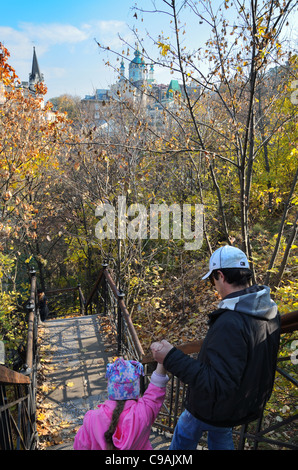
[257,25,266,36]
[41,383,51,393]
[59,420,72,428]
[154,321,167,337]
[275,279,298,314]
[37,412,47,422]
[150,298,162,309]
[157,41,171,57]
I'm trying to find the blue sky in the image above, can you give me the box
[0,0,229,99]
[1,0,297,100]
[1,0,143,99]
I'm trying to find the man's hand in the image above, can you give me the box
[150,340,174,364]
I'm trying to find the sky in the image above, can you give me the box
[1,0,189,100]
[1,0,297,101]
[1,0,142,99]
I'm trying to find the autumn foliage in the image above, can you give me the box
[0,0,297,363]
[0,43,74,360]
[1,1,297,448]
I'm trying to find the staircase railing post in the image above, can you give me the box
[102,261,108,317]
[22,266,38,449]
[77,283,86,315]
[117,291,125,356]
[25,267,37,374]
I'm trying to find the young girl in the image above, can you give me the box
[73,357,169,450]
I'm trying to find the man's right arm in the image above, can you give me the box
[150,339,175,364]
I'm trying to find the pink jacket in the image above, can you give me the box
[73,372,168,450]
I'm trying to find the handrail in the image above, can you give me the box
[85,264,145,360]
[45,286,79,294]
[25,268,37,374]
[0,365,30,385]
[103,268,145,360]
[280,309,298,333]
[45,283,86,315]
[142,310,298,364]
[0,267,39,450]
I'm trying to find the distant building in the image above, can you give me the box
[0,48,65,125]
[0,47,45,106]
[17,47,45,109]
[129,47,146,83]
[20,47,44,93]
[81,46,201,124]
[82,45,156,111]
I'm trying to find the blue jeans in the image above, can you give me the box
[169,409,234,450]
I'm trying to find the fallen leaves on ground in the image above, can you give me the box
[36,332,78,449]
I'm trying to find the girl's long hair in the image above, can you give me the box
[104,400,126,450]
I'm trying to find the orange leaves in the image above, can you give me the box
[0,45,74,245]
[0,42,20,87]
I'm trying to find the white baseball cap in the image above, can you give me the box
[202,245,249,280]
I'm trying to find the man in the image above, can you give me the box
[151,245,280,450]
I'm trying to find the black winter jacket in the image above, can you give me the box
[164,285,280,427]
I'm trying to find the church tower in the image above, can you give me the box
[29,47,44,92]
[119,59,125,81]
[129,46,146,83]
[148,63,155,84]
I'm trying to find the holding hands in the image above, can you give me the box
[150,339,174,364]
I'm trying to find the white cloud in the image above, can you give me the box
[82,20,133,48]
[0,19,135,97]
[44,66,67,79]
[91,20,128,34]
[0,26,33,59]
[0,20,132,59]
[19,22,89,45]
[0,22,90,60]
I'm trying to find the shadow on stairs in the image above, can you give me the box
[38,314,172,451]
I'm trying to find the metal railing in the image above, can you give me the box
[85,263,144,361]
[0,268,39,450]
[45,284,85,317]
